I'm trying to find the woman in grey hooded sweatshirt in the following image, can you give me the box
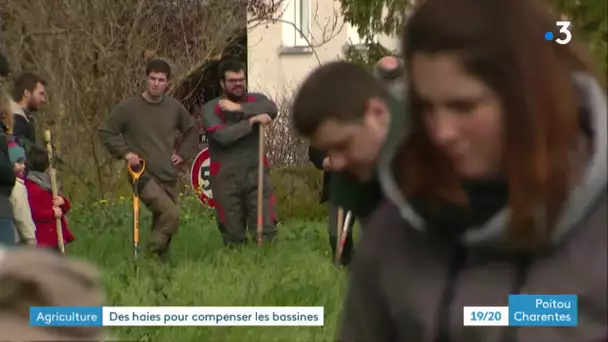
[340,0,607,341]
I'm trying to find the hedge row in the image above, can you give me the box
[72,166,328,222]
[269,167,326,220]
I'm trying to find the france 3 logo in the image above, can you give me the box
[544,21,572,45]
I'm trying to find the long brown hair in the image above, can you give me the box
[0,86,13,134]
[398,0,602,246]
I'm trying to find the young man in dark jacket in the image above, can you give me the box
[98,59,199,260]
[10,72,47,154]
[299,58,406,266]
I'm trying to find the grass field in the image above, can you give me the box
[66,194,348,341]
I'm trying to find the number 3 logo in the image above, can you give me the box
[556,21,572,45]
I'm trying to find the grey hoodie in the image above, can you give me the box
[27,170,61,193]
[340,73,607,342]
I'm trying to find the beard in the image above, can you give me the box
[26,99,39,112]
[224,86,245,101]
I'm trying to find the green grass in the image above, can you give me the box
[66,195,347,341]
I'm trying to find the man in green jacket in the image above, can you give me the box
[99,59,199,260]
[293,58,407,265]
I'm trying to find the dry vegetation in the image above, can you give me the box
[0,0,333,201]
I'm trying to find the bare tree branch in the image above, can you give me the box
[264,3,344,65]
[0,0,283,197]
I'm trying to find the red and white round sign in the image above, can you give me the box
[189,147,215,208]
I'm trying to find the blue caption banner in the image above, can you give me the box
[30,306,102,326]
[508,294,577,327]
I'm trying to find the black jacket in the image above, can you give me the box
[13,113,36,148]
[0,133,16,217]
[12,112,39,172]
[0,52,8,77]
[308,146,331,203]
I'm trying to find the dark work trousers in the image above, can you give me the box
[138,177,180,259]
[210,163,278,247]
[327,202,355,266]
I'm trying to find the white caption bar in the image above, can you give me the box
[102,306,324,326]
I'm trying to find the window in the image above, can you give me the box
[281,0,311,47]
[346,23,365,46]
[345,22,378,48]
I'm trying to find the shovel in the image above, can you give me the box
[257,125,265,248]
[44,130,65,255]
[336,210,353,263]
[127,159,146,259]
[335,207,345,264]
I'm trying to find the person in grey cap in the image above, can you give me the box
[374,56,402,79]
[374,56,405,98]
